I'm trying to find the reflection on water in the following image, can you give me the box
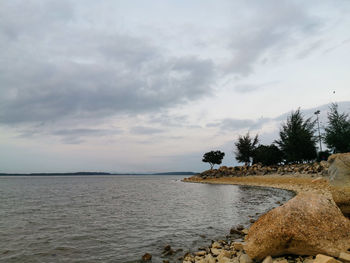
[0,175,294,262]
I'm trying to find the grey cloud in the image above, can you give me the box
[207,117,272,132]
[0,8,215,126]
[297,40,323,59]
[130,126,165,135]
[226,0,323,75]
[233,81,280,93]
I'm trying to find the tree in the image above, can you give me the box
[234,133,259,166]
[275,108,317,163]
[253,144,283,166]
[202,150,225,170]
[324,103,350,153]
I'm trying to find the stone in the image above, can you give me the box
[239,254,253,263]
[244,192,350,260]
[230,228,244,236]
[164,244,171,251]
[205,254,216,263]
[328,153,350,215]
[212,241,222,249]
[211,248,222,256]
[233,242,244,251]
[339,252,350,262]
[142,253,152,261]
[314,254,341,263]
[195,251,206,256]
[217,250,233,261]
[262,256,273,263]
[241,229,249,235]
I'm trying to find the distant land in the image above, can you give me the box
[0,172,197,176]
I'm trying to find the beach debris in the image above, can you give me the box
[244,192,350,260]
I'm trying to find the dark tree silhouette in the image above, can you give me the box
[324,103,350,153]
[253,144,283,166]
[275,108,317,163]
[234,133,259,166]
[202,150,225,170]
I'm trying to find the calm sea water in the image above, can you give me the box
[0,175,294,263]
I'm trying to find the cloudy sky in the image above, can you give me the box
[1,0,350,173]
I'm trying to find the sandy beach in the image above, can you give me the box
[183,173,332,196]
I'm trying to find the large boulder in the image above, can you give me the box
[244,192,350,260]
[328,153,350,215]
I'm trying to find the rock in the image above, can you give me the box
[262,256,273,263]
[211,248,222,256]
[230,228,244,236]
[236,225,244,231]
[233,242,244,251]
[328,153,350,215]
[163,260,170,263]
[142,253,152,261]
[217,250,233,261]
[244,192,350,260]
[239,254,253,263]
[195,251,206,256]
[339,252,350,262]
[318,255,342,263]
[212,241,222,249]
[205,254,216,263]
[164,244,171,251]
[314,254,341,263]
[241,229,249,235]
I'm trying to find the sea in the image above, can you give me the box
[0,175,295,263]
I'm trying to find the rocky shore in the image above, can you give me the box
[174,153,350,263]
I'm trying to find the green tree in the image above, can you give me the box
[253,144,283,166]
[202,150,225,170]
[324,103,350,153]
[275,108,317,163]
[234,133,259,166]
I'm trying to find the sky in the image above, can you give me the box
[1,0,350,173]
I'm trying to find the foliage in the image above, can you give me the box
[275,108,317,163]
[253,144,283,166]
[324,103,350,153]
[234,133,259,166]
[317,150,331,162]
[202,150,225,170]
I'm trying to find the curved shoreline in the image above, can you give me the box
[179,174,335,262]
[183,173,331,197]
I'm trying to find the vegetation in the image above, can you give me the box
[275,109,317,163]
[324,103,350,153]
[317,150,331,162]
[234,133,259,166]
[203,104,350,169]
[253,144,283,166]
[202,150,225,170]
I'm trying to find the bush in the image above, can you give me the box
[253,144,283,166]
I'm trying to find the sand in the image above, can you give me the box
[183,174,332,197]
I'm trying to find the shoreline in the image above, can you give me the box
[182,173,332,196]
[179,173,335,263]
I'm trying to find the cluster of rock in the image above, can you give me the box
[181,192,350,263]
[198,162,329,179]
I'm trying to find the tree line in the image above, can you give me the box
[202,103,350,170]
